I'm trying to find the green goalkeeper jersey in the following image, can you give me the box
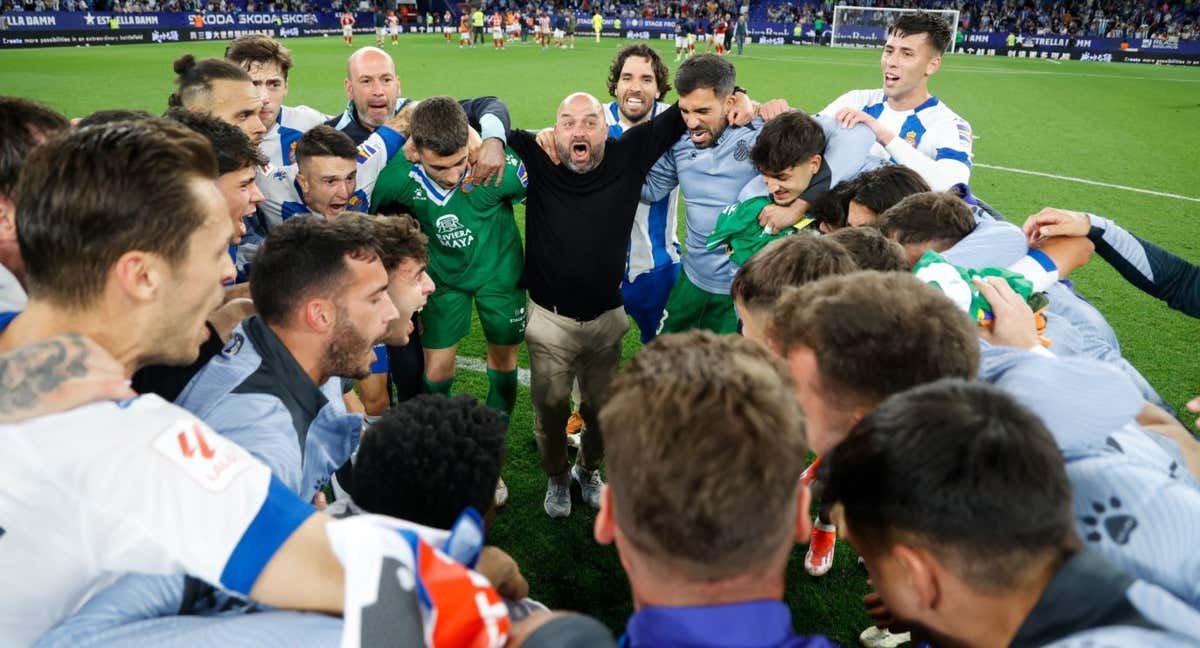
[371,148,527,291]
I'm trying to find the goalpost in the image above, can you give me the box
[830,6,959,52]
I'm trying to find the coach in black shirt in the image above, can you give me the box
[505,91,692,519]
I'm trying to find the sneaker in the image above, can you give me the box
[494,476,509,508]
[805,521,836,576]
[799,456,822,487]
[571,464,604,509]
[544,475,570,518]
[859,626,911,648]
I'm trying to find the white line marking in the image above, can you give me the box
[974,163,1200,203]
[456,356,532,386]
[738,53,1200,82]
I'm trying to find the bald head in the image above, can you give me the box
[344,47,399,130]
[554,92,608,174]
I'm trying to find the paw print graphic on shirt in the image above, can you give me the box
[1081,496,1138,546]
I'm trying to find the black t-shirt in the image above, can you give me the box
[131,321,224,402]
[507,103,685,320]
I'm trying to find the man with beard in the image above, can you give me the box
[175,216,399,505]
[507,90,719,519]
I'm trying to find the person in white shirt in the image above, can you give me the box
[820,11,973,192]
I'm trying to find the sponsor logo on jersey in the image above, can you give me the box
[434,214,475,249]
[153,419,253,491]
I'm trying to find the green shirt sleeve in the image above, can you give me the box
[369,158,418,215]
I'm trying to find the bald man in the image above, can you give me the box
[325,46,512,187]
[501,91,694,519]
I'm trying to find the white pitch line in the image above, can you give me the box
[973,163,1200,203]
[456,356,532,386]
[738,53,1200,82]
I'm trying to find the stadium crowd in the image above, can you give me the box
[2,9,1200,648]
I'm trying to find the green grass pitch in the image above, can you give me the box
[3,33,1199,645]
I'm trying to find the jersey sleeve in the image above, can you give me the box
[621,102,687,177]
[356,126,408,201]
[815,114,877,186]
[459,96,511,143]
[883,115,973,191]
[943,218,1029,269]
[78,399,315,597]
[1088,215,1200,318]
[370,158,418,215]
[202,393,306,497]
[817,89,872,118]
[497,148,528,203]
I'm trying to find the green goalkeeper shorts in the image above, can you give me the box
[421,279,527,350]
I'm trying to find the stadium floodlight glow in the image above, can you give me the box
[830,6,960,53]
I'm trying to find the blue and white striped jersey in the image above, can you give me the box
[258,104,328,168]
[820,89,972,191]
[605,100,682,283]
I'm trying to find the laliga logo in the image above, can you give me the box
[152,29,180,43]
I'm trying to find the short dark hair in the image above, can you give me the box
[850,165,931,216]
[606,44,672,100]
[675,54,735,98]
[166,107,266,175]
[16,120,218,307]
[296,125,359,166]
[809,177,860,231]
[750,111,826,176]
[249,216,381,326]
[168,54,253,109]
[75,109,155,129]
[825,226,909,272]
[0,97,68,198]
[409,96,469,157]
[367,214,428,270]
[877,192,975,247]
[889,11,953,55]
[823,379,1079,589]
[225,34,294,79]
[601,331,806,581]
[731,234,857,312]
[353,394,507,529]
[768,271,979,409]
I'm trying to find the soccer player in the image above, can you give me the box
[340,9,354,46]
[824,380,1200,648]
[696,13,710,53]
[442,9,453,43]
[819,12,973,191]
[370,98,527,430]
[490,10,504,49]
[713,15,728,55]
[387,10,400,45]
[0,97,67,313]
[373,8,386,46]
[538,11,551,49]
[177,216,398,504]
[597,331,837,648]
[592,10,602,42]
[168,55,266,146]
[565,9,576,48]
[0,119,511,647]
[459,13,472,48]
[472,6,485,45]
[225,34,327,168]
[605,45,682,343]
[673,16,686,61]
[641,56,875,335]
[256,124,401,229]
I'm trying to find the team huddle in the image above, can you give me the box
[2,9,1200,648]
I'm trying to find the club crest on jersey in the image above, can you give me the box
[223,332,245,356]
[516,161,528,188]
[733,140,751,162]
[288,141,299,165]
[905,131,918,146]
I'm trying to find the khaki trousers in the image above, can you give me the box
[525,300,628,476]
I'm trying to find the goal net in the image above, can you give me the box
[830,6,959,52]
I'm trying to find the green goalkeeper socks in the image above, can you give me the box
[422,375,453,395]
[486,367,518,417]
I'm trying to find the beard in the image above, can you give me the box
[321,312,374,381]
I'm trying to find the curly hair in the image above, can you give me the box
[606,44,672,101]
[353,394,507,529]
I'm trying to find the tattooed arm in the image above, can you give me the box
[0,334,135,423]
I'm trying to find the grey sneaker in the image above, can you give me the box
[544,475,571,518]
[571,464,604,509]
